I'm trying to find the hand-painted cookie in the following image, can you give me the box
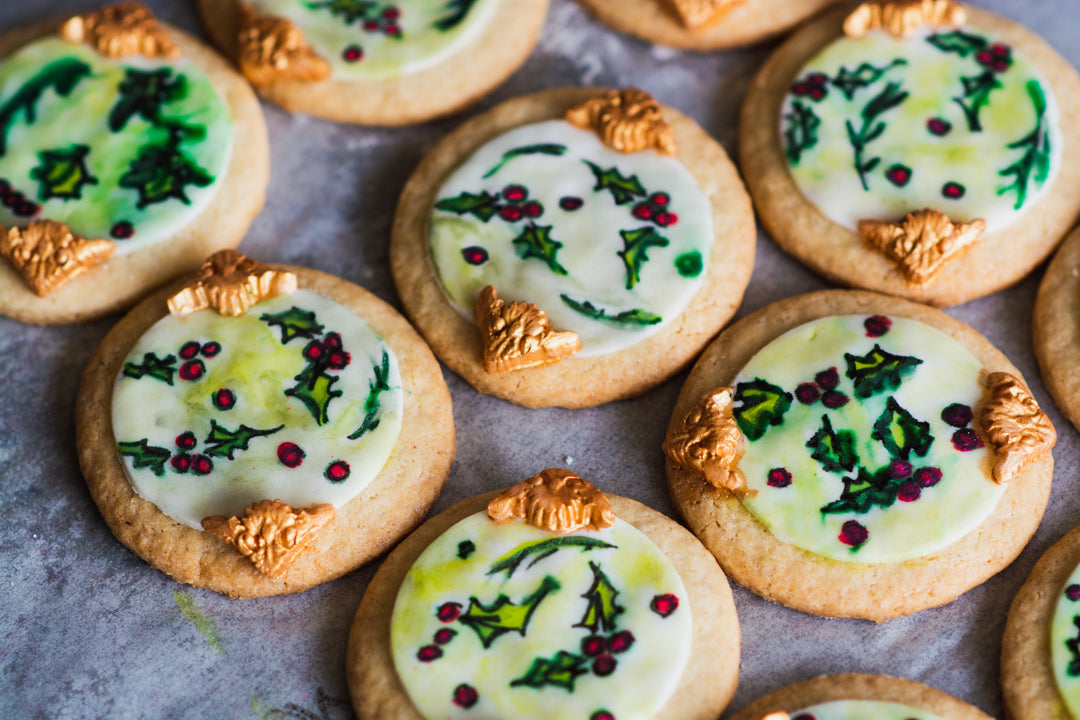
[739,2,1080,306]
[75,251,455,598]
[574,0,846,51]
[196,0,548,125]
[0,3,268,324]
[1033,225,1080,436]
[392,87,755,408]
[1002,523,1080,720]
[664,289,1054,621]
[346,469,741,719]
[727,673,992,720]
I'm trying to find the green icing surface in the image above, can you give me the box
[390,512,692,719]
[112,290,403,528]
[734,315,1002,563]
[790,699,947,720]
[429,119,713,356]
[0,37,233,252]
[1050,560,1080,716]
[248,0,498,80]
[781,25,1060,232]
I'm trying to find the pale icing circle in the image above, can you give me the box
[1050,559,1080,717]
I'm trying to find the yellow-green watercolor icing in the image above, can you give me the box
[248,0,498,80]
[1050,560,1080,717]
[735,315,1001,563]
[390,512,692,719]
[112,290,403,528]
[429,119,713,357]
[789,700,948,720]
[781,25,1059,232]
[0,37,232,252]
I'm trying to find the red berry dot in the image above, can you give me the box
[363,20,379,31]
[897,480,922,502]
[179,341,201,359]
[110,221,135,239]
[590,712,616,720]
[0,180,10,194]
[795,383,820,405]
[201,341,221,357]
[864,315,892,337]
[523,201,543,218]
[452,684,478,709]
[592,654,617,676]
[176,431,197,450]
[342,45,363,62]
[462,246,489,265]
[212,388,236,410]
[436,602,462,622]
[941,403,973,428]
[502,185,527,201]
[632,203,653,220]
[885,164,912,187]
[1067,584,1080,601]
[434,628,457,645]
[327,351,351,370]
[179,360,205,382]
[992,58,1010,72]
[384,24,400,35]
[942,181,965,199]
[809,87,825,100]
[976,51,993,64]
[323,332,342,350]
[303,341,322,360]
[559,196,583,211]
[277,442,305,468]
[607,630,635,654]
[839,520,868,547]
[821,391,849,409]
[888,458,913,479]
[927,118,951,136]
[767,468,792,488]
[582,635,605,657]
[990,43,1009,54]
[952,427,984,452]
[650,192,670,206]
[498,205,523,222]
[325,460,351,483]
[914,466,943,487]
[651,593,679,617]
[793,715,818,720]
[2,192,19,207]
[654,211,674,227]
[383,7,400,19]
[170,453,191,473]
[792,83,808,95]
[191,454,213,475]
[14,200,37,216]
[815,367,839,390]
[417,645,442,662]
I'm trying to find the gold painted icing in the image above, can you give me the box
[202,499,334,579]
[981,371,1056,484]
[859,208,985,285]
[565,88,677,157]
[60,2,181,60]
[1,220,114,296]
[475,284,581,373]
[664,0,743,30]
[236,1,332,85]
[167,250,297,317]
[662,387,748,493]
[844,0,967,39]
[487,468,615,534]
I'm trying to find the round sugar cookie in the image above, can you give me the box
[739,4,1080,307]
[664,289,1055,621]
[727,673,992,720]
[346,472,741,720]
[1033,225,1080,436]
[196,0,548,125]
[391,86,756,408]
[76,254,455,598]
[575,0,845,51]
[0,8,268,324]
[1001,523,1080,720]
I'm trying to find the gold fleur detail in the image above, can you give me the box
[844,0,967,38]
[236,1,331,85]
[566,88,677,156]
[60,2,181,60]
[202,499,335,579]
[664,0,742,30]
[859,208,985,286]
[662,387,749,493]
[167,249,297,317]
[488,468,615,534]
[980,372,1056,484]
[0,220,114,297]
[475,285,581,374]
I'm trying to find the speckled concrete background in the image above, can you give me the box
[0,1,1077,718]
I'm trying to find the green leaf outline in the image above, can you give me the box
[618,227,670,290]
[487,536,617,578]
[574,560,623,634]
[512,222,568,275]
[203,420,284,460]
[458,575,560,649]
[844,343,923,399]
[483,143,567,178]
[560,294,662,327]
[260,306,325,345]
[117,439,171,477]
[871,397,933,460]
[733,378,793,441]
[0,58,92,156]
[806,414,860,474]
[583,160,646,206]
[122,352,177,385]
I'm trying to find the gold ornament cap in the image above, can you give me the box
[859,208,985,286]
[487,468,615,534]
[60,2,181,60]
[236,1,331,85]
[167,249,297,317]
[475,285,581,373]
[980,371,1056,484]
[1,220,114,296]
[663,387,749,493]
[665,0,743,30]
[202,499,335,579]
[844,0,967,38]
[566,88,677,156]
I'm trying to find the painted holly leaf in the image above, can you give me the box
[434,190,501,222]
[118,439,170,477]
[1066,616,1080,676]
[927,30,988,58]
[487,537,617,578]
[618,227,670,289]
[999,81,1051,209]
[119,143,213,208]
[872,397,933,460]
[733,378,793,441]
[783,101,820,165]
[844,344,923,398]
[435,0,480,31]
[807,414,859,474]
[510,651,590,692]
[575,561,623,634]
[560,294,662,326]
[584,160,646,206]
[286,364,343,426]
[109,68,187,132]
[820,465,898,514]
[203,420,283,460]
[484,143,567,178]
[512,222,568,275]
[122,352,177,385]
[955,71,1002,132]
[831,59,907,101]
[305,0,377,24]
[459,575,560,649]
[348,349,392,441]
[847,81,908,190]
[30,144,98,201]
[0,58,92,155]
[260,307,325,344]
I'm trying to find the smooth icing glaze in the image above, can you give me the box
[0,37,233,252]
[112,290,403,528]
[1050,560,1080,716]
[780,25,1060,232]
[429,119,713,357]
[789,699,947,720]
[733,315,1001,563]
[248,0,498,80]
[390,512,692,719]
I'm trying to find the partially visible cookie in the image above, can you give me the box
[740,3,1080,306]
[0,3,268,324]
[196,0,548,125]
[575,0,846,51]
[664,289,1055,621]
[727,673,992,720]
[1033,225,1080,435]
[347,469,741,720]
[392,86,756,408]
[76,251,455,598]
